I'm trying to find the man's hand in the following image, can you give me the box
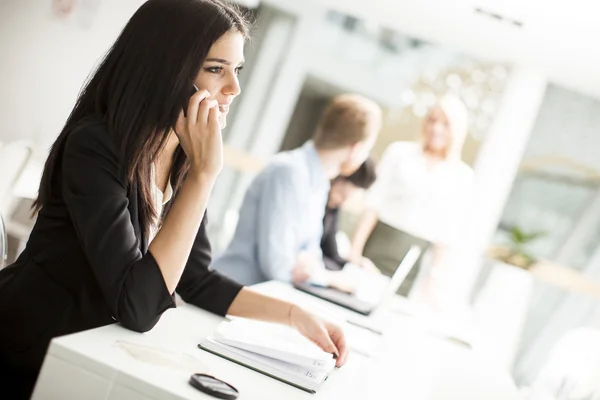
[359,257,381,274]
[292,263,311,284]
[327,273,357,294]
[292,252,320,284]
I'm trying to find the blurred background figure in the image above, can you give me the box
[349,95,474,296]
[321,157,377,272]
[213,94,382,291]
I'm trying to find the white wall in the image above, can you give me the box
[445,68,546,311]
[500,84,600,385]
[522,84,600,173]
[470,67,548,250]
[0,0,144,155]
[496,84,600,264]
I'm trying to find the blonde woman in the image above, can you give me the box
[349,95,474,296]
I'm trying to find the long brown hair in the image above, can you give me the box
[33,0,249,237]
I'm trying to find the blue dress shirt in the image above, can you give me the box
[212,141,330,285]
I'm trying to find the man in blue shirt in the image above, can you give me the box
[213,94,382,287]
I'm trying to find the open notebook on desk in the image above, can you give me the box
[199,319,336,393]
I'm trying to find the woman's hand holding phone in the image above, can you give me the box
[175,88,223,179]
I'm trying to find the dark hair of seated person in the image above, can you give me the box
[335,157,377,189]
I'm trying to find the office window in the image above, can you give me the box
[495,171,596,262]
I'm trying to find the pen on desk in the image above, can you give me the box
[345,320,383,336]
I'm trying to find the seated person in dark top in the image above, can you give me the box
[0,1,347,398]
[322,158,378,271]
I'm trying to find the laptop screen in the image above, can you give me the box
[384,245,423,299]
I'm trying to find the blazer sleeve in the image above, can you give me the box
[61,125,176,333]
[176,214,243,316]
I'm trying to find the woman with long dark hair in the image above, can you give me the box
[0,1,347,397]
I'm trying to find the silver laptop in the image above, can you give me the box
[294,245,423,316]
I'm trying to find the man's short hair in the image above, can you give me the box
[313,94,382,150]
[337,157,377,189]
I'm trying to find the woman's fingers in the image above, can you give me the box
[207,104,221,132]
[197,98,218,127]
[327,323,348,366]
[290,306,347,367]
[174,88,224,177]
[186,89,210,126]
[310,326,339,359]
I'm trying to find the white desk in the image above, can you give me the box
[33,281,521,400]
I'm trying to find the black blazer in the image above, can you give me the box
[320,207,346,271]
[0,119,242,395]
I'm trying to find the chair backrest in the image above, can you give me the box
[0,213,7,269]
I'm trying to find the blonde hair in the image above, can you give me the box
[313,94,382,150]
[422,95,469,160]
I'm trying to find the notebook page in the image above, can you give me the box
[202,337,330,389]
[214,319,334,369]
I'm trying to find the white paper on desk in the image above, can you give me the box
[115,341,208,374]
[204,338,329,386]
[343,264,389,303]
[343,323,383,358]
[389,302,475,347]
[214,319,334,370]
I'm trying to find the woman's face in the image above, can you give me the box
[194,31,245,129]
[423,107,451,154]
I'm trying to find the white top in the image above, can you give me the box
[365,141,474,246]
[149,166,173,243]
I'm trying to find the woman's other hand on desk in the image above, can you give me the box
[227,288,346,367]
[289,305,348,367]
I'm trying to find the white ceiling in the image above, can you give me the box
[313,0,600,99]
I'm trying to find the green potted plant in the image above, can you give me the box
[495,226,546,270]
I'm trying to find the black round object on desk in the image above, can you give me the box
[189,373,239,399]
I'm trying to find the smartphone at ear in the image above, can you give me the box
[182,84,200,117]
